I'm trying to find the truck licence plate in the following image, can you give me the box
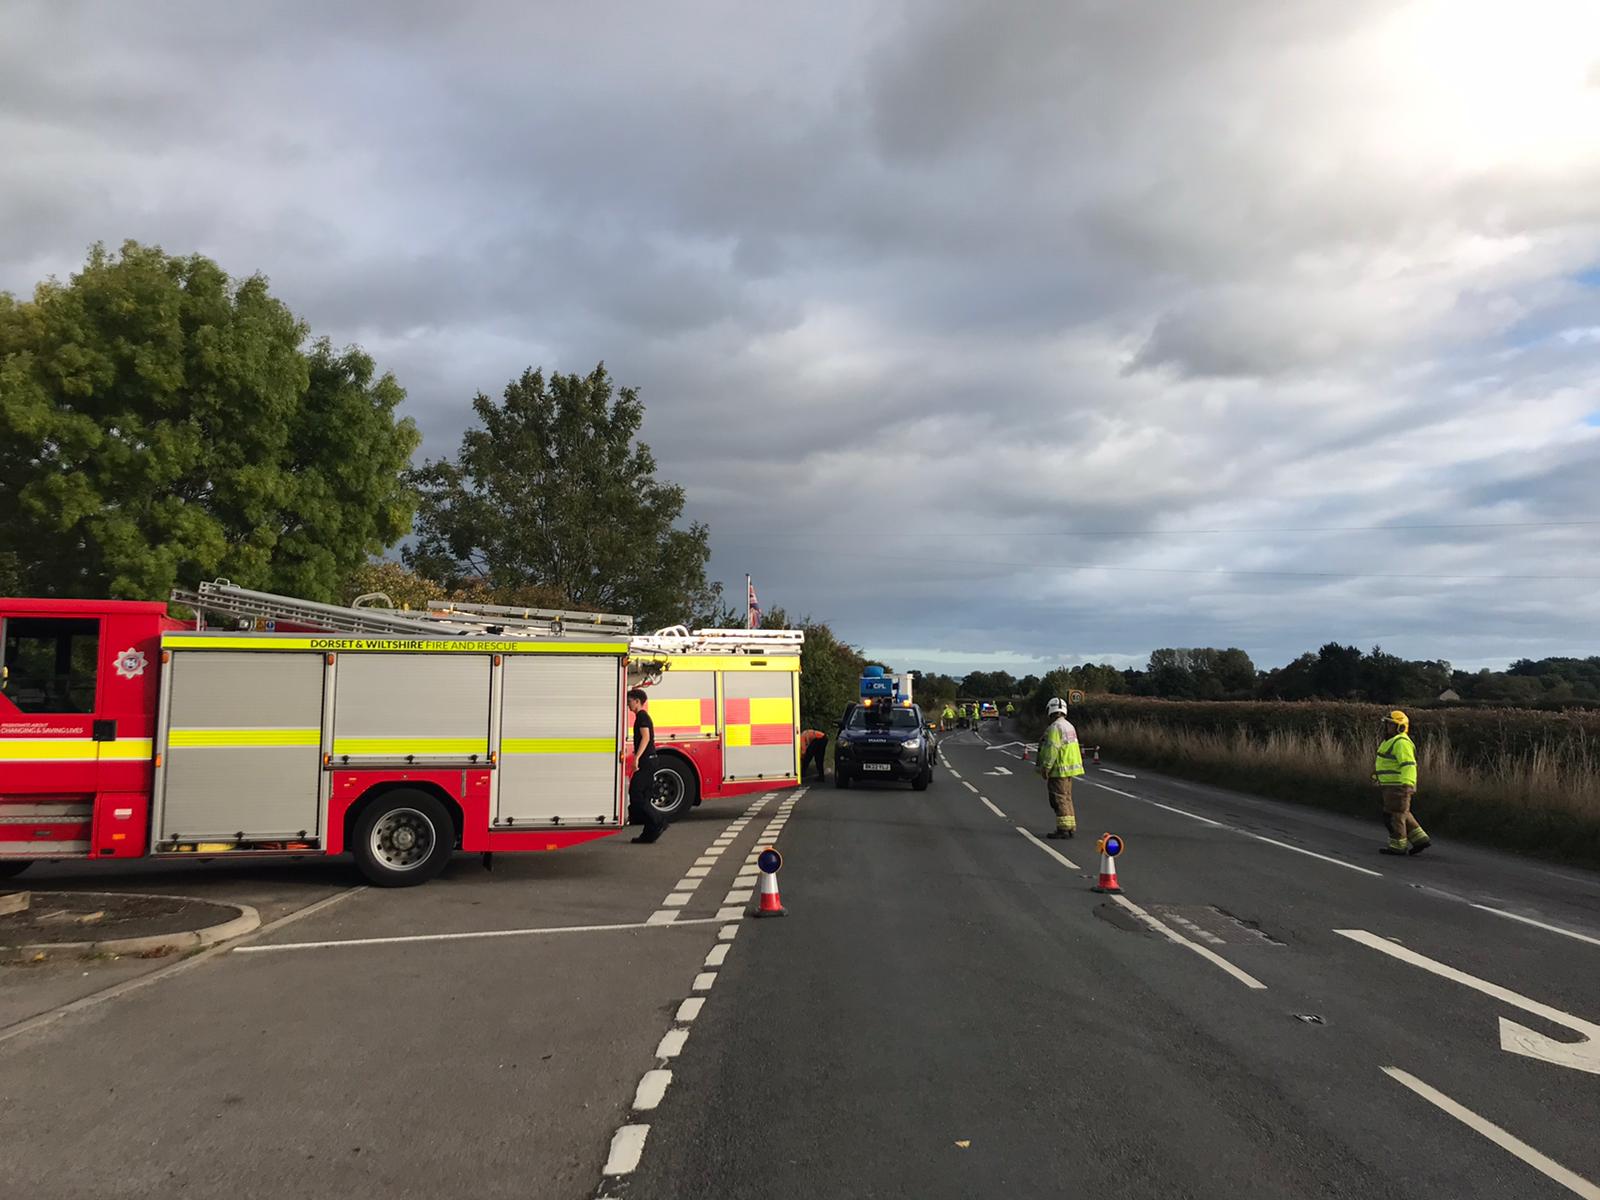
[862,763,891,772]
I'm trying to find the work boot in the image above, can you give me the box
[1046,829,1071,840]
[1408,834,1432,855]
[1379,841,1410,856]
[631,832,661,844]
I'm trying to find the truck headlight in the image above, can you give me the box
[902,738,921,752]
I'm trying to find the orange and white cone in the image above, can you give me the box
[1091,745,1101,766]
[1093,833,1123,894]
[753,847,787,918]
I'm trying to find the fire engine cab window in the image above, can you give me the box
[847,707,920,731]
[1,618,100,714]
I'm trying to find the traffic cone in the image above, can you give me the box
[1088,851,1126,896]
[1091,745,1101,765]
[753,866,786,917]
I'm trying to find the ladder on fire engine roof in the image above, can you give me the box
[170,580,634,639]
[628,625,806,654]
[425,599,635,637]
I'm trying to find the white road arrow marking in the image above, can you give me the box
[985,766,1012,776]
[1336,929,1600,1075]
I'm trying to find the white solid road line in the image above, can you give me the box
[603,1125,650,1175]
[1100,767,1137,778]
[980,796,1006,818]
[1113,894,1268,990]
[632,1069,672,1112]
[1015,826,1081,871]
[1472,903,1600,950]
[1336,929,1600,1075]
[1382,1068,1600,1199]
[1084,778,1382,878]
[235,916,726,954]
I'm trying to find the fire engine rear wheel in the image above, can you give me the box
[649,759,697,823]
[354,791,454,887]
[0,860,31,881]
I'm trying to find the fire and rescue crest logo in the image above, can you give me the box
[114,648,148,680]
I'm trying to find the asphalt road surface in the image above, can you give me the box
[630,726,1600,1200]
[3,731,1598,1200]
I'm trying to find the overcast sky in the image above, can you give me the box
[4,1,1599,675]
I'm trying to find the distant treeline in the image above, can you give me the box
[911,643,1600,710]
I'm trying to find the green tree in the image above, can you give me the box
[408,365,709,630]
[0,241,418,600]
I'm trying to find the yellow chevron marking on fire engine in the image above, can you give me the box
[168,728,320,749]
[500,737,615,755]
[0,738,155,761]
[656,655,800,672]
[162,635,627,655]
[332,736,488,756]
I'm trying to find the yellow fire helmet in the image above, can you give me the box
[1386,710,1410,732]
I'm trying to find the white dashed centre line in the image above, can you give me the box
[656,1028,689,1058]
[980,796,1006,818]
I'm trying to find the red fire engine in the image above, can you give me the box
[419,606,806,822]
[0,582,635,885]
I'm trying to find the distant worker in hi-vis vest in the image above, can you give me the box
[941,704,956,732]
[1374,710,1429,856]
[1036,697,1086,839]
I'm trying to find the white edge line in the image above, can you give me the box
[0,885,366,1046]
[1015,826,1081,871]
[632,1069,672,1112]
[1086,779,1381,877]
[980,796,1006,818]
[1471,904,1600,950]
[1382,1068,1600,1199]
[1113,894,1268,990]
[235,915,725,954]
[603,1125,650,1175]
[1246,832,1383,878]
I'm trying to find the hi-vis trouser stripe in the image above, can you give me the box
[332,737,488,756]
[168,728,320,749]
[0,739,154,761]
[500,737,615,754]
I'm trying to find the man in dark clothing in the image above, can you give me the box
[627,688,666,844]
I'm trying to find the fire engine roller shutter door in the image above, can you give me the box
[721,670,797,781]
[332,653,490,762]
[160,652,324,840]
[642,669,716,741]
[498,656,621,823]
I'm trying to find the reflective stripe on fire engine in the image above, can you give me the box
[499,737,615,754]
[332,736,489,756]
[644,696,717,738]
[167,728,321,749]
[652,655,800,672]
[0,738,154,761]
[162,635,628,655]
